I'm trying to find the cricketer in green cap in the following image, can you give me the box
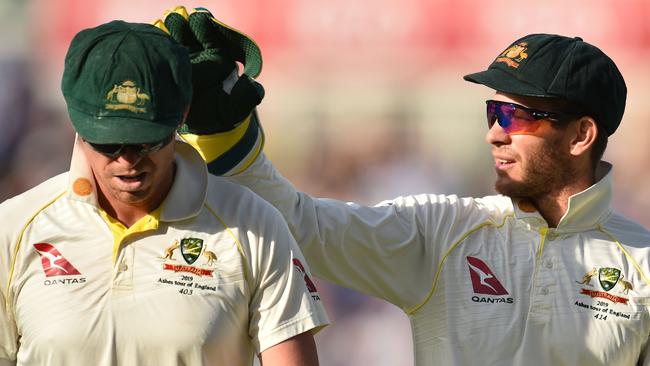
[0,17,328,366]
[62,20,192,144]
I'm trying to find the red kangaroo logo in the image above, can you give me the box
[466,256,508,295]
[293,258,318,293]
[34,243,81,277]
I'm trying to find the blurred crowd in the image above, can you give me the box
[2,0,649,365]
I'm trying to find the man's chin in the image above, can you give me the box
[495,178,551,200]
[494,178,526,198]
[113,190,151,206]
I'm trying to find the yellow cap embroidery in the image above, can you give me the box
[496,42,529,68]
[105,80,150,113]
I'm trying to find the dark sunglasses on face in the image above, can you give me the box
[85,133,175,158]
[486,100,580,134]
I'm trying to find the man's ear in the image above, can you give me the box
[569,116,598,157]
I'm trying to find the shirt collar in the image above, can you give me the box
[67,135,208,222]
[511,161,613,231]
[159,142,208,222]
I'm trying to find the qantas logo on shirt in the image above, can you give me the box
[34,243,81,277]
[467,256,508,295]
[467,256,513,304]
[34,243,86,286]
[293,258,321,301]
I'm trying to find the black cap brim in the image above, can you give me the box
[463,68,551,98]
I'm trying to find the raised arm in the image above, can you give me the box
[155,6,480,311]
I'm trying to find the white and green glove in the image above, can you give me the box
[154,6,265,174]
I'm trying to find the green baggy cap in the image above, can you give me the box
[62,20,192,144]
[464,33,626,136]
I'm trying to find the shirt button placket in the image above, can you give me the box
[113,244,134,291]
[544,259,553,269]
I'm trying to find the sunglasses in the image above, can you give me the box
[85,134,175,158]
[486,100,579,134]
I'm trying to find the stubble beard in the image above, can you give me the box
[494,140,575,200]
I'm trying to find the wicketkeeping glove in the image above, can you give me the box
[154,6,264,134]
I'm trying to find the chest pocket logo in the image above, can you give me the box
[160,238,217,277]
[34,243,81,277]
[180,238,204,265]
[467,256,509,295]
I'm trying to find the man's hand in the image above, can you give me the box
[154,6,264,134]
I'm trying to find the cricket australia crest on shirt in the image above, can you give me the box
[157,238,227,296]
[180,238,204,265]
[160,238,216,277]
[575,266,632,307]
[599,267,621,291]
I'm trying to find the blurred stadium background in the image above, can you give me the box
[1,0,649,364]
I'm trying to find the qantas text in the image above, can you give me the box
[472,296,514,304]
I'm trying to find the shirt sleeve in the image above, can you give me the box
[639,337,650,366]
[0,218,18,363]
[229,153,491,311]
[247,202,329,354]
[0,290,17,363]
[0,174,67,364]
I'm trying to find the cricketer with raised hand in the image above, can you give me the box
[171,5,650,365]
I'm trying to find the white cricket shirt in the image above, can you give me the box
[0,139,328,366]
[228,154,650,366]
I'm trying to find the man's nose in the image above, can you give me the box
[115,146,144,164]
[485,120,511,146]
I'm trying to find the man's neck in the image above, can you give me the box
[99,199,152,228]
[96,164,176,228]
[531,174,595,228]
